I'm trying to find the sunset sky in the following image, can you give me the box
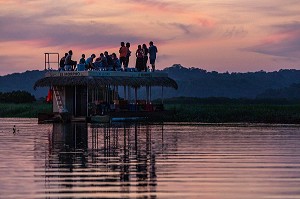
[0,0,300,75]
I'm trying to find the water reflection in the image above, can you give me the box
[2,119,300,198]
[46,122,163,198]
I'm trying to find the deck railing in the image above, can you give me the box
[44,53,59,70]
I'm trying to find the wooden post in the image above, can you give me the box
[86,85,89,117]
[104,86,107,103]
[124,86,127,100]
[116,86,118,101]
[112,86,115,101]
[107,85,109,102]
[128,86,131,103]
[135,87,138,111]
[96,88,98,102]
[107,85,110,103]
[92,88,95,102]
[146,86,149,104]
[161,86,164,105]
[102,87,105,101]
[150,86,152,103]
[75,86,77,117]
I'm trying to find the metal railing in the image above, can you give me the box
[44,53,59,70]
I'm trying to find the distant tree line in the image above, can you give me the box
[3,66,300,100]
[0,91,36,103]
[159,64,300,99]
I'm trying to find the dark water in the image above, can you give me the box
[0,119,300,199]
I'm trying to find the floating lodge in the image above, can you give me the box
[34,60,178,123]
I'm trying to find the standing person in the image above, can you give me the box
[64,50,77,71]
[59,53,68,71]
[148,41,158,72]
[79,54,85,64]
[142,44,148,71]
[125,42,131,70]
[135,45,144,72]
[119,42,128,70]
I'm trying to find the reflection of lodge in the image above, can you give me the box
[34,70,178,122]
[45,123,167,197]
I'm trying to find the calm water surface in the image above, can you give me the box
[0,118,300,199]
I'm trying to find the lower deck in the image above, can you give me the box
[38,109,175,123]
[35,70,178,123]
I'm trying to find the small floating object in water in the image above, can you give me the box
[13,125,16,134]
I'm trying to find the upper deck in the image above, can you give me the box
[38,52,178,89]
[35,70,178,89]
[45,70,169,78]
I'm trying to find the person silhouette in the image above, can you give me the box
[64,50,77,71]
[125,42,131,70]
[148,41,158,72]
[135,45,144,72]
[142,44,148,71]
[119,42,128,71]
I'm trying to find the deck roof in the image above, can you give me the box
[34,71,178,89]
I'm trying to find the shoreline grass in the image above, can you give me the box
[1,99,300,124]
[0,102,52,118]
[165,104,300,124]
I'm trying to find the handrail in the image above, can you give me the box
[44,53,59,70]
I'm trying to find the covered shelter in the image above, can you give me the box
[34,71,178,119]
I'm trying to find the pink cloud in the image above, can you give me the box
[245,22,300,58]
[83,0,97,4]
[126,0,187,13]
[196,17,216,28]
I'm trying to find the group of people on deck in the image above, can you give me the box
[59,41,158,72]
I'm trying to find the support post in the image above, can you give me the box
[96,88,98,102]
[102,87,105,101]
[107,85,110,103]
[124,86,127,100]
[146,86,149,104]
[106,85,108,103]
[109,85,111,103]
[86,85,89,117]
[92,88,94,102]
[135,87,138,111]
[128,86,131,103]
[75,86,77,117]
[112,86,115,101]
[161,86,164,105]
[116,86,118,100]
[150,86,152,103]
[135,87,137,104]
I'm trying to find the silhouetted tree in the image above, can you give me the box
[0,91,36,103]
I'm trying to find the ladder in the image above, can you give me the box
[53,86,68,113]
